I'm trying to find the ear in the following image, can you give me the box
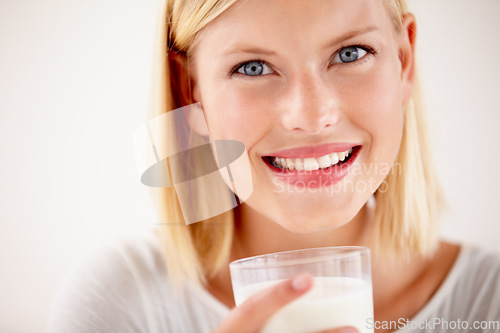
[399,13,417,106]
[168,51,200,106]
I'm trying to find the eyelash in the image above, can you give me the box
[229,43,377,77]
[330,43,376,66]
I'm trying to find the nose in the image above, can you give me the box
[279,72,340,134]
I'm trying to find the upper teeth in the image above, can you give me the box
[272,148,353,171]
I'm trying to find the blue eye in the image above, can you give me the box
[332,46,369,64]
[236,61,273,76]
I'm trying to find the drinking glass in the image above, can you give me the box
[229,247,373,333]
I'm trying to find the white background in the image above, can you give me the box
[1,0,499,332]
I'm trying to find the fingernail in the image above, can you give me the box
[291,273,312,292]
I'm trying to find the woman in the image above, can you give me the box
[49,0,500,332]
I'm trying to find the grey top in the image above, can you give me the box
[48,231,500,333]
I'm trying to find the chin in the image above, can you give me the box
[272,210,354,234]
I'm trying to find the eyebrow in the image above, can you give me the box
[223,46,277,56]
[322,25,380,49]
[222,25,380,56]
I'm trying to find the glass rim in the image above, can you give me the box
[229,246,370,270]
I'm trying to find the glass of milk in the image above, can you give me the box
[229,247,373,333]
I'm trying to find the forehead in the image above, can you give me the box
[193,0,393,53]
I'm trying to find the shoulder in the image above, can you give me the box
[428,244,500,322]
[453,245,500,310]
[401,244,500,332]
[48,231,168,333]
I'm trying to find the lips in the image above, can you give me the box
[262,145,361,188]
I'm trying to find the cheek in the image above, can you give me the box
[198,81,275,145]
[343,57,403,153]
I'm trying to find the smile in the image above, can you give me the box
[267,147,354,171]
[262,146,361,188]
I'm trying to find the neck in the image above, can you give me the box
[230,200,376,261]
[207,199,451,322]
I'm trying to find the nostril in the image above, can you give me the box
[281,107,337,134]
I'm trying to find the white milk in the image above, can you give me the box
[234,276,374,333]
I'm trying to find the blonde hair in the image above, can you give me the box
[146,0,445,285]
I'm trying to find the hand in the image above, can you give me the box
[213,272,360,333]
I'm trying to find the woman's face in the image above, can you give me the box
[187,0,415,232]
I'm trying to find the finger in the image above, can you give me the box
[214,272,313,333]
[317,326,360,333]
